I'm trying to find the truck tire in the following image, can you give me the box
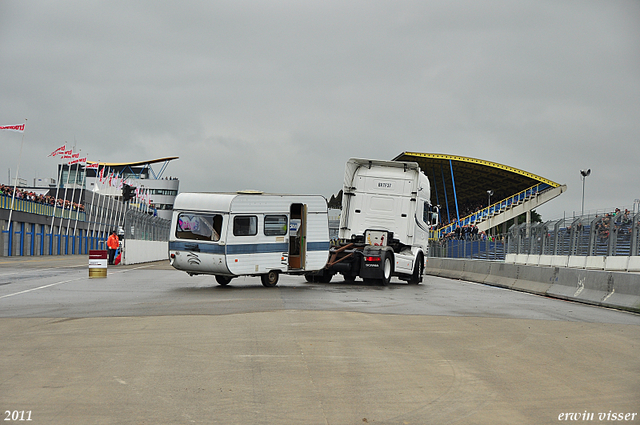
[342,273,356,282]
[320,271,334,283]
[215,275,232,286]
[408,254,424,285]
[261,270,279,287]
[380,254,393,286]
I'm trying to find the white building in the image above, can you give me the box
[60,157,180,221]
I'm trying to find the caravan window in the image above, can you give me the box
[264,215,288,236]
[176,213,222,241]
[233,215,258,236]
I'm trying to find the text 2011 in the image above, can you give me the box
[4,411,32,421]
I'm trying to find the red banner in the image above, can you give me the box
[68,157,87,166]
[0,123,25,132]
[48,144,66,157]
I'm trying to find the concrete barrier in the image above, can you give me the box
[550,255,569,268]
[526,255,540,266]
[512,265,557,295]
[460,259,492,283]
[628,256,640,272]
[568,256,587,269]
[605,256,630,271]
[425,258,461,280]
[514,254,528,264]
[600,272,640,311]
[547,268,608,306]
[426,257,640,313]
[538,255,553,267]
[585,256,606,270]
[497,254,639,272]
[123,240,168,265]
[485,262,518,289]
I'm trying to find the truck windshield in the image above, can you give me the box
[176,213,222,241]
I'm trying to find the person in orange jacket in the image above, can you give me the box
[107,230,120,265]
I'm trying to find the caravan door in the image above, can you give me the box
[288,203,307,270]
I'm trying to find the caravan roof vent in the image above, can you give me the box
[237,190,264,195]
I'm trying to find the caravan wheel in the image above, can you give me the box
[215,275,232,286]
[261,270,279,287]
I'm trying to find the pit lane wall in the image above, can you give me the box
[122,240,168,265]
[425,257,640,313]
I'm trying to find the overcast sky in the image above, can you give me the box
[1,0,639,221]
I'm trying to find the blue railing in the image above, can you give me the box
[1,194,86,221]
[438,182,552,237]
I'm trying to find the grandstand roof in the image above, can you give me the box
[86,157,179,167]
[392,152,561,218]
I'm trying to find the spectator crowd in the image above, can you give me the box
[593,208,634,242]
[0,184,85,212]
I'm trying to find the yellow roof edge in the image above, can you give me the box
[86,156,179,167]
[395,152,560,188]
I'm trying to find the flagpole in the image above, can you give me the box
[91,165,105,239]
[7,119,26,236]
[97,167,110,243]
[105,171,118,235]
[94,184,106,248]
[114,177,125,236]
[58,157,73,242]
[49,150,65,237]
[85,162,100,248]
[65,161,78,237]
[72,161,89,238]
[100,169,115,239]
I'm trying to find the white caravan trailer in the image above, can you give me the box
[169,192,330,286]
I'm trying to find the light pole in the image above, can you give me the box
[580,169,591,216]
[487,190,493,209]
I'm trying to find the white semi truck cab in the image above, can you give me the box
[313,158,438,285]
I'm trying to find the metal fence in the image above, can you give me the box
[430,211,640,260]
[430,237,507,260]
[507,212,639,257]
[1,191,170,256]
[123,208,170,242]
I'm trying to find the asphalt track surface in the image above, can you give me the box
[0,256,639,425]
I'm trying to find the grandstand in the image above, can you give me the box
[392,152,567,237]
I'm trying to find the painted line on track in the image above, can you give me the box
[0,264,152,300]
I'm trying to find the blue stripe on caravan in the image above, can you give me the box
[170,240,330,255]
[226,243,289,255]
[308,241,331,251]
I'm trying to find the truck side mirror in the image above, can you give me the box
[430,206,439,226]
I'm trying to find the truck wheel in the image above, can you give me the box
[408,254,423,285]
[215,275,232,286]
[320,271,334,283]
[261,270,279,287]
[380,255,393,286]
[342,273,356,283]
